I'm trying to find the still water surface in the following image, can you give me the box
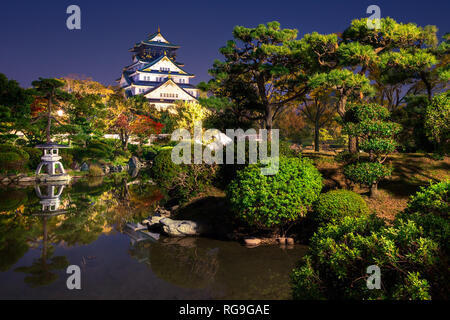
[0,177,306,299]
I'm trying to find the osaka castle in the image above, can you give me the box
[117,28,200,110]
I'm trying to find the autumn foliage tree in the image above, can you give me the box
[130,115,164,147]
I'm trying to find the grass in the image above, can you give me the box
[303,151,450,222]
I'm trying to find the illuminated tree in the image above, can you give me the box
[31,78,71,143]
[205,21,309,139]
[343,103,401,197]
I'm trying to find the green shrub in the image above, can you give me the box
[23,147,42,170]
[0,144,29,173]
[397,181,449,255]
[151,145,218,201]
[344,162,393,186]
[335,150,358,164]
[114,148,131,158]
[291,215,446,300]
[406,180,449,216]
[88,164,104,177]
[0,144,29,160]
[313,189,369,225]
[278,140,299,158]
[142,145,161,161]
[67,147,84,163]
[151,147,181,189]
[227,156,322,235]
[60,151,73,167]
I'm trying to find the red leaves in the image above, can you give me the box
[130,114,164,136]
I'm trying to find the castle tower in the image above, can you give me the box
[117,29,199,110]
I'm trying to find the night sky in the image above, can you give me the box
[0,0,448,88]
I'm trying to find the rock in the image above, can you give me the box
[145,215,165,226]
[80,162,89,172]
[159,218,209,237]
[71,162,80,170]
[286,237,295,245]
[155,206,171,217]
[244,238,261,246]
[102,165,110,174]
[18,176,36,182]
[128,156,143,169]
[129,168,139,178]
[276,237,286,245]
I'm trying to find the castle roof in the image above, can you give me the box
[130,30,180,51]
[133,54,193,75]
[142,78,198,100]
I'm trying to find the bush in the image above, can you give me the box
[86,140,114,160]
[344,162,393,187]
[151,147,182,189]
[313,189,369,225]
[227,156,322,235]
[88,164,104,177]
[397,181,449,255]
[142,145,161,161]
[0,144,29,174]
[291,214,447,300]
[23,147,42,170]
[278,140,299,158]
[151,145,218,201]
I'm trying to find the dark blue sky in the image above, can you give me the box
[1,0,448,87]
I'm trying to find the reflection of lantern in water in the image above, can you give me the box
[16,183,70,287]
[34,183,68,215]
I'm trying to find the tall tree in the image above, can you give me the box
[300,89,337,152]
[308,69,373,152]
[0,73,34,143]
[31,78,71,143]
[343,17,440,105]
[205,21,309,139]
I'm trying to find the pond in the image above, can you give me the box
[0,175,307,300]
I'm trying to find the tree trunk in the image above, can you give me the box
[119,130,128,151]
[337,95,347,118]
[369,183,379,198]
[421,72,432,102]
[348,136,357,154]
[46,94,53,143]
[314,122,320,152]
[265,105,273,142]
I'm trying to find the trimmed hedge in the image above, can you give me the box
[227,156,322,234]
[313,189,369,225]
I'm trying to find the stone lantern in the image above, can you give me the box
[35,143,71,182]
